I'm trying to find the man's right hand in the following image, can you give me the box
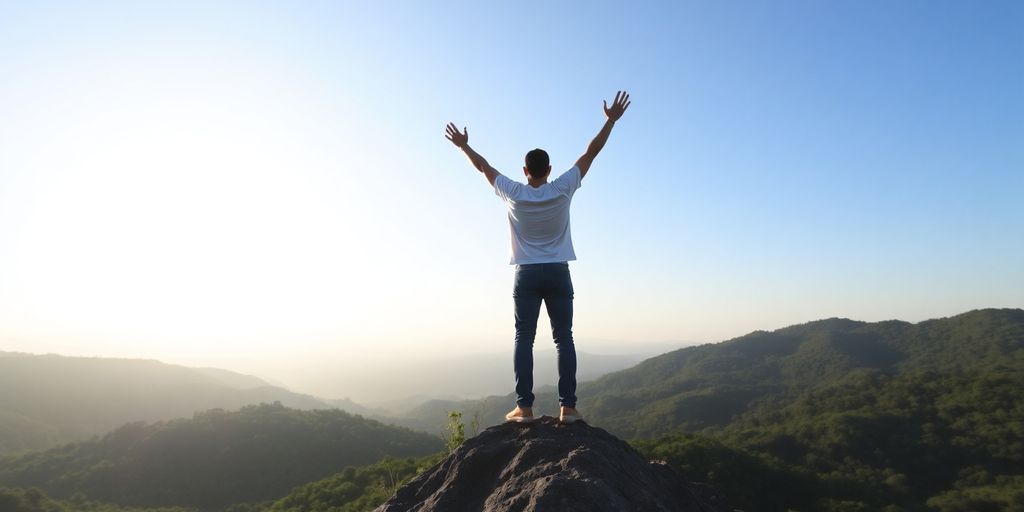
[445,122,469,149]
[603,91,631,122]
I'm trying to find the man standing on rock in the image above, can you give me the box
[445,91,631,424]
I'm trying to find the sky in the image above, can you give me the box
[1,1,1022,399]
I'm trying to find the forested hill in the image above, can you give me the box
[583,307,1023,437]
[395,308,1023,438]
[2,309,1019,511]
[385,308,1023,509]
[0,403,443,511]
[0,352,343,455]
[587,307,1024,510]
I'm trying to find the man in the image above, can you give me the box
[445,91,631,424]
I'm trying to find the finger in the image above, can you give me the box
[619,93,629,106]
[623,100,631,111]
[603,99,608,111]
[614,91,621,104]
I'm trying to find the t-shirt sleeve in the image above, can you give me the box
[551,166,583,196]
[493,173,519,201]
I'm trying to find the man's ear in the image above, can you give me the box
[523,166,530,177]
[546,165,552,177]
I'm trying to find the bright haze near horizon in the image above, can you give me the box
[1,1,1021,402]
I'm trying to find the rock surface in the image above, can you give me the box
[375,416,733,512]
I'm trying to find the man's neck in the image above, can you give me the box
[527,177,548,188]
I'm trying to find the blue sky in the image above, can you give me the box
[0,1,1021,394]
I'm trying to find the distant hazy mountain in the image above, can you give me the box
[0,352,342,455]
[320,348,661,411]
[0,403,442,511]
[192,366,275,389]
[0,345,655,455]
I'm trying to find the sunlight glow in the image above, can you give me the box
[1,48,395,358]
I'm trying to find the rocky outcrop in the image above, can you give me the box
[375,416,733,512]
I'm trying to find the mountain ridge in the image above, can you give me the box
[0,352,340,455]
[0,308,1019,510]
[0,402,443,511]
[386,308,1023,438]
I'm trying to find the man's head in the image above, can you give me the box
[523,148,552,180]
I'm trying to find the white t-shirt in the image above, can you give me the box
[493,166,583,265]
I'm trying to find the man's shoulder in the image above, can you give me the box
[495,173,520,188]
[551,166,582,191]
[494,173,522,198]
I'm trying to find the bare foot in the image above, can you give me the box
[505,406,535,423]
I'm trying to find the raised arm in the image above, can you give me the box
[445,123,501,186]
[575,90,630,179]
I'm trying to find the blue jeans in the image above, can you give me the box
[513,262,577,408]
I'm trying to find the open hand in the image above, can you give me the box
[603,91,631,122]
[445,122,469,148]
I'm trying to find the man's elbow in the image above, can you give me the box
[484,169,500,186]
[575,156,594,175]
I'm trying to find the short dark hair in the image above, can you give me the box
[524,148,550,179]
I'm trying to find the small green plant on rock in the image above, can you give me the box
[444,411,465,453]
